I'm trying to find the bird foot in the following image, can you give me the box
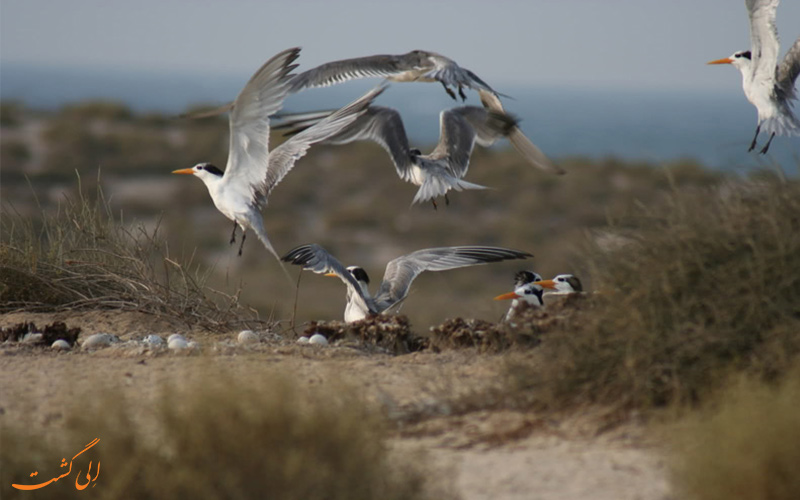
[442,82,457,100]
[431,199,438,210]
[445,193,450,206]
[458,86,467,101]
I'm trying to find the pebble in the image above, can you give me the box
[296,336,310,344]
[143,334,163,346]
[308,333,328,346]
[237,330,258,344]
[168,338,189,350]
[187,341,199,350]
[167,334,186,343]
[21,333,43,344]
[51,339,71,350]
[82,333,119,349]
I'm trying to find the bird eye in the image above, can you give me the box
[557,277,565,282]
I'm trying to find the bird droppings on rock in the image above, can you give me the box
[237,330,258,344]
[303,315,427,355]
[51,339,71,350]
[81,333,120,349]
[1,321,81,346]
[308,333,329,346]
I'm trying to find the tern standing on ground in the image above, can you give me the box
[172,48,384,262]
[707,0,800,153]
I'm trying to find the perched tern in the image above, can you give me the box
[494,272,583,320]
[707,0,800,153]
[282,244,532,322]
[182,50,504,119]
[172,48,385,262]
[275,103,559,208]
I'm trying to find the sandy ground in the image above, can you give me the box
[0,311,672,500]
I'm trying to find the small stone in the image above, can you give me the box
[167,334,186,343]
[187,341,199,350]
[296,336,310,344]
[143,334,163,346]
[168,338,189,350]
[82,333,118,349]
[51,339,71,350]
[237,330,258,344]
[21,333,43,344]
[309,333,328,346]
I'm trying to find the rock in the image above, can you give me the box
[143,334,163,346]
[82,333,119,349]
[296,336,310,344]
[308,333,329,346]
[168,338,189,350]
[237,330,258,344]
[167,334,186,343]
[21,333,43,344]
[51,339,71,350]
[187,341,199,350]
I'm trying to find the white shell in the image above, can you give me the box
[82,333,118,349]
[308,334,328,346]
[168,338,189,350]
[21,333,43,344]
[167,334,186,343]
[296,336,310,344]
[237,330,258,344]
[143,334,163,346]
[51,339,71,350]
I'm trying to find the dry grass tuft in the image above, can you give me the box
[508,176,800,410]
[0,370,448,500]
[0,176,263,331]
[669,368,800,500]
[304,315,428,354]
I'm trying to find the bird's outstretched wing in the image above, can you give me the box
[224,47,300,207]
[288,54,410,92]
[274,106,416,182]
[777,37,800,101]
[376,246,532,308]
[281,244,377,313]
[264,84,387,198]
[746,0,781,87]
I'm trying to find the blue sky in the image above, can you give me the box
[2,0,800,92]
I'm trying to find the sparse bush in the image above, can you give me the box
[0,176,258,330]
[510,175,800,410]
[670,368,800,500]
[0,371,446,500]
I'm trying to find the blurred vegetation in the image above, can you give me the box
[670,368,800,500]
[507,175,800,411]
[0,369,447,500]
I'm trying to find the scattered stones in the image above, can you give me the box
[296,336,310,344]
[237,330,258,344]
[81,333,119,349]
[51,339,71,350]
[303,315,426,354]
[1,321,81,345]
[143,334,163,346]
[308,333,329,346]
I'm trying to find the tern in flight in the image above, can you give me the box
[282,244,531,322]
[182,50,504,119]
[275,102,560,208]
[172,48,385,261]
[494,272,583,320]
[707,0,800,153]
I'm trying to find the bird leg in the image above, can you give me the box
[237,231,246,257]
[229,221,238,245]
[458,85,467,101]
[748,124,761,152]
[431,199,438,210]
[759,132,775,154]
[441,82,457,100]
[445,193,450,206]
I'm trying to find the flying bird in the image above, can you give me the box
[707,0,800,153]
[274,102,560,208]
[172,47,385,262]
[282,243,532,322]
[181,50,504,119]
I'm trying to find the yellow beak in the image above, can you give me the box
[172,168,195,175]
[706,57,733,65]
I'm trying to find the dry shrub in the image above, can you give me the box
[512,175,800,410]
[0,372,446,500]
[0,176,260,330]
[670,368,800,500]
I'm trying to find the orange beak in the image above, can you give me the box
[494,291,520,301]
[536,279,557,290]
[707,57,733,65]
[172,168,195,175]
[324,272,338,277]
